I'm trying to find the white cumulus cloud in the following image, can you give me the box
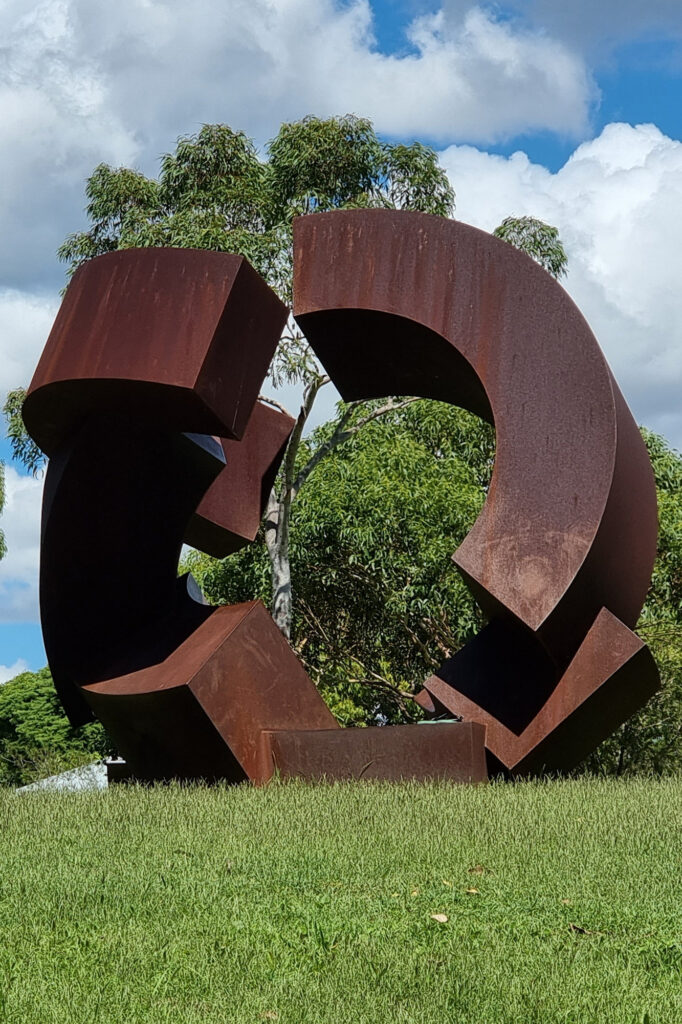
[0,467,43,623]
[0,291,59,396]
[60,0,594,147]
[440,122,682,448]
[0,659,29,684]
[0,0,594,297]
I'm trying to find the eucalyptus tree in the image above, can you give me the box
[493,215,567,279]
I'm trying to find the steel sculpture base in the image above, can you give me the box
[106,722,487,785]
[262,722,487,783]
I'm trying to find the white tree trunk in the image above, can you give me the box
[264,489,293,639]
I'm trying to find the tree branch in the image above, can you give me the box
[257,393,294,417]
[400,617,442,670]
[292,396,420,499]
[347,671,422,719]
[282,375,326,501]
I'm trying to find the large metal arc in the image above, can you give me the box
[293,210,659,772]
[293,210,658,669]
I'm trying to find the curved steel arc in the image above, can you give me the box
[292,209,659,772]
[293,210,657,657]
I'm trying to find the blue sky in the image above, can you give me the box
[1,0,682,677]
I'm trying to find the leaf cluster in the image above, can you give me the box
[0,667,114,786]
[187,399,494,725]
[584,429,682,775]
[3,386,44,476]
[493,215,568,279]
[58,116,454,310]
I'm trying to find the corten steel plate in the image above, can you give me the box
[24,248,288,453]
[262,722,487,783]
[26,243,488,785]
[292,209,660,776]
[185,400,294,558]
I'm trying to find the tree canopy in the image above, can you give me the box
[0,668,112,786]
[493,215,568,279]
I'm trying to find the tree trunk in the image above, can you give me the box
[264,489,293,639]
[271,544,293,639]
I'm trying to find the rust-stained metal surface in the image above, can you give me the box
[24,248,288,453]
[185,401,294,558]
[26,247,339,780]
[28,210,659,783]
[27,241,488,785]
[262,722,487,783]
[293,209,660,776]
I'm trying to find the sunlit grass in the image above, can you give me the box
[1,778,680,1023]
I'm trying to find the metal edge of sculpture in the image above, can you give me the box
[22,210,660,784]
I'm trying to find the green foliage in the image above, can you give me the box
[0,667,113,786]
[266,115,455,220]
[187,399,495,725]
[57,116,455,308]
[0,779,681,1022]
[267,114,384,216]
[3,386,44,475]
[585,429,682,775]
[493,215,568,279]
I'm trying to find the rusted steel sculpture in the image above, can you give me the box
[293,209,660,775]
[25,209,659,783]
[24,243,486,784]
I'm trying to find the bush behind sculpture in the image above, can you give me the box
[0,668,112,786]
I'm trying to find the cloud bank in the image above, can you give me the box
[441,122,682,447]
[0,468,43,624]
[0,1,594,294]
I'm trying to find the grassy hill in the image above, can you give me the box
[1,778,680,1023]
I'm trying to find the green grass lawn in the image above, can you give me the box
[0,778,680,1024]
